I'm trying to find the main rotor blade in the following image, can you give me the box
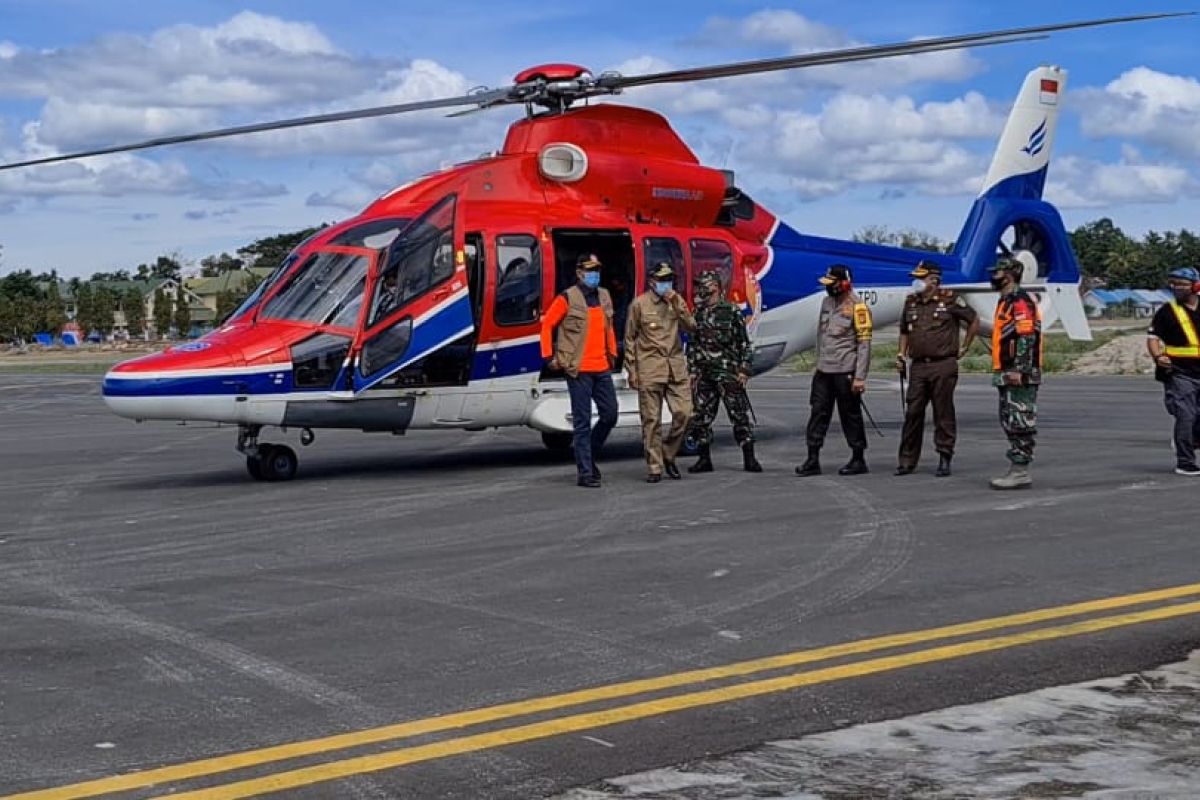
[0,88,511,172]
[603,12,1192,89]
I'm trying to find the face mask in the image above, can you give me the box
[1172,284,1194,302]
[825,284,841,297]
[581,272,600,289]
[989,275,1007,291]
[653,281,673,297]
[911,279,926,292]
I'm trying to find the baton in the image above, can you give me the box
[860,396,885,438]
[899,369,908,417]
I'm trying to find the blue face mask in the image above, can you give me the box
[581,272,600,289]
[653,281,673,296]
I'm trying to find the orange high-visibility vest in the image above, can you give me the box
[992,291,1042,371]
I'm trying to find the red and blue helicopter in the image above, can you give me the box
[1,13,1184,480]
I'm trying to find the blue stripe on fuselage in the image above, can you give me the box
[103,369,293,397]
[759,222,970,312]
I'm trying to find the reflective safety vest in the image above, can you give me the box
[1164,302,1200,358]
[992,290,1042,371]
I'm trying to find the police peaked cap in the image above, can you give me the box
[818,264,852,286]
[650,262,675,280]
[576,253,602,270]
[910,260,942,279]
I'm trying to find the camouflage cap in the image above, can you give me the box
[990,257,1023,277]
[696,270,722,288]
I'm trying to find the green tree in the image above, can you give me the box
[75,283,96,337]
[852,225,950,253]
[123,287,146,338]
[152,255,183,282]
[215,289,239,322]
[93,287,117,336]
[200,252,245,277]
[153,287,173,339]
[43,281,67,333]
[173,289,191,338]
[1070,218,1136,280]
[237,226,325,269]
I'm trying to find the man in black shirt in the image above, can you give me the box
[1147,266,1200,476]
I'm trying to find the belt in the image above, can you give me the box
[911,355,955,363]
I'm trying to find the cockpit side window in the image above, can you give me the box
[369,195,457,327]
[330,217,412,249]
[260,250,371,327]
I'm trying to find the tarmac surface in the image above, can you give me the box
[1,372,1199,799]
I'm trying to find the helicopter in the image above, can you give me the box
[1,12,1187,481]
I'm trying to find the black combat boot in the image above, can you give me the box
[838,449,869,476]
[688,444,714,473]
[795,447,821,477]
[935,454,952,477]
[742,442,762,473]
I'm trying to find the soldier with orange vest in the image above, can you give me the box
[541,253,620,488]
[988,257,1042,490]
[1147,266,1200,476]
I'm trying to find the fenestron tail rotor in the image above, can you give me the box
[0,11,1191,172]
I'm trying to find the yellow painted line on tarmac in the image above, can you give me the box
[6,581,1200,800]
[155,599,1200,800]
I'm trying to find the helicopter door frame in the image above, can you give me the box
[347,193,476,393]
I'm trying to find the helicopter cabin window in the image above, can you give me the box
[330,217,412,249]
[291,333,352,389]
[494,235,542,326]
[360,317,414,378]
[643,237,687,297]
[259,251,369,327]
[369,195,456,327]
[690,239,733,294]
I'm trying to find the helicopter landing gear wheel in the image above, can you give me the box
[259,444,297,482]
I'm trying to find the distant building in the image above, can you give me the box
[1083,289,1172,319]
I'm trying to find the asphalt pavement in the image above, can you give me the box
[1,372,1198,799]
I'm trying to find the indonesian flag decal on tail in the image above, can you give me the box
[1040,78,1059,105]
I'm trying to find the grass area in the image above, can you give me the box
[0,362,116,374]
[787,328,1129,375]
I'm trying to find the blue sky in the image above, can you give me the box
[1,1,1198,277]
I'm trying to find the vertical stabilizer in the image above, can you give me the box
[979,66,1067,199]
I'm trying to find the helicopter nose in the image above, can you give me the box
[101,340,288,423]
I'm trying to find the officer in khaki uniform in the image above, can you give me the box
[796,264,873,477]
[895,260,979,477]
[625,262,696,482]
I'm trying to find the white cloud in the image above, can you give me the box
[0,41,17,60]
[1076,67,1200,159]
[1046,155,1196,208]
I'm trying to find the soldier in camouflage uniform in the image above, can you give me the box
[988,257,1041,490]
[686,271,763,473]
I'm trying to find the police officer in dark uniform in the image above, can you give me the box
[895,260,979,477]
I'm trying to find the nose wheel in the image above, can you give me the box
[247,444,298,481]
[239,426,300,481]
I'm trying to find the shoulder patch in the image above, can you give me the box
[853,302,872,338]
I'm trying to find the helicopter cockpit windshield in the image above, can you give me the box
[260,250,371,329]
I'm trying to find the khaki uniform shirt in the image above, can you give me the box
[900,289,977,359]
[815,293,872,381]
[625,291,696,384]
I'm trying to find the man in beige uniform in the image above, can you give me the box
[625,262,696,482]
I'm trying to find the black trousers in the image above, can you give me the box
[898,357,959,467]
[805,370,866,452]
